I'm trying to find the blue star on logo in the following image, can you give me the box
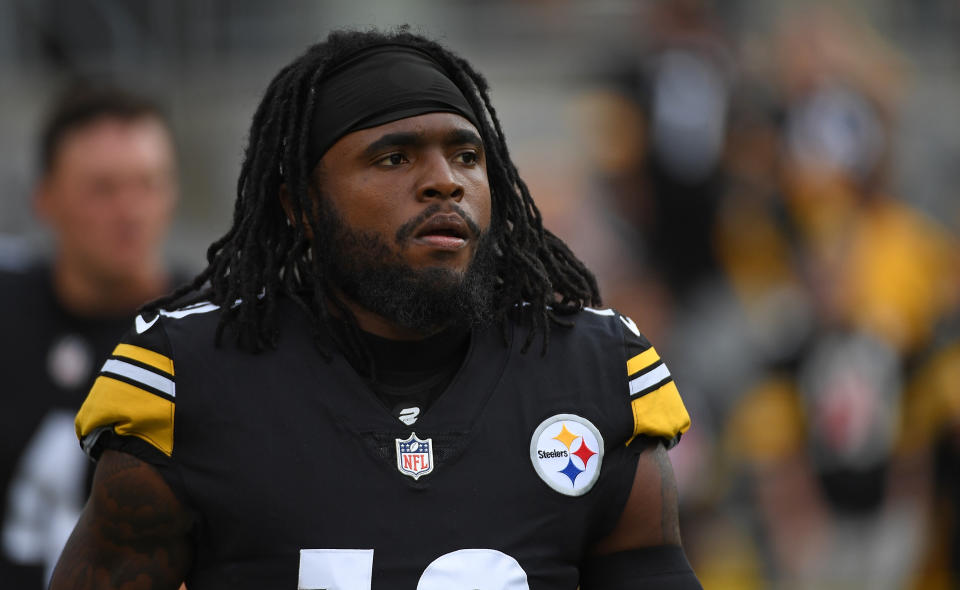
[558,457,584,486]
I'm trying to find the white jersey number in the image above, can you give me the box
[298,548,530,589]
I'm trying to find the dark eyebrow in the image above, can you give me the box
[361,131,425,159]
[445,128,483,148]
[360,127,483,160]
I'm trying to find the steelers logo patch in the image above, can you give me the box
[530,414,604,497]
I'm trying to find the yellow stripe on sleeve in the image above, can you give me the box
[627,380,690,445]
[627,347,661,377]
[75,376,175,456]
[112,343,174,376]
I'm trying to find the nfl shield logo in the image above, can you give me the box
[396,432,434,480]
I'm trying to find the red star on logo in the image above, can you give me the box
[572,438,597,468]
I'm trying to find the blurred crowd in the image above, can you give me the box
[573,2,960,588]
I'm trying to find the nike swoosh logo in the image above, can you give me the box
[619,315,640,337]
[135,315,159,334]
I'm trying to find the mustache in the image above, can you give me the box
[394,203,483,244]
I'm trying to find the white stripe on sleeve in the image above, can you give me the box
[628,363,671,396]
[101,359,176,398]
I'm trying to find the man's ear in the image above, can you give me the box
[278,184,314,239]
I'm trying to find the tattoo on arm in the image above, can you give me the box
[49,450,193,590]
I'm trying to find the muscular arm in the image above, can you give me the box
[583,439,701,589]
[594,439,681,553]
[49,450,193,590]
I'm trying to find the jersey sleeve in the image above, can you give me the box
[75,312,176,460]
[618,313,691,447]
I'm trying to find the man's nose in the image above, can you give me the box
[417,154,464,201]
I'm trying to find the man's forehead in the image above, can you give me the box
[323,112,483,161]
[305,45,481,167]
[51,116,173,172]
[352,112,480,140]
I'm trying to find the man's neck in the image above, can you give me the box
[53,256,169,317]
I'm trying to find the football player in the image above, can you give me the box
[51,29,700,589]
[0,85,180,588]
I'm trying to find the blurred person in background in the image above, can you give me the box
[902,234,960,589]
[720,7,959,589]
[0,84,181,587]
[580,2,960,587]
[577,1,755,585]
[578,0,734,327]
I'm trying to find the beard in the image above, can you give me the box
[314,197,497,336]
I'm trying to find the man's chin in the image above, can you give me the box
[86,258,147,285]
[413,265,467,285]
[337,263,494,336]
[317,198,497,335]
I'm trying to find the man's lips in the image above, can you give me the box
[412,214,471,250]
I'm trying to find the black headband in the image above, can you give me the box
[306,44,482,168]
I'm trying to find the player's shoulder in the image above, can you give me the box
[578,306,646,335]
[0,260,46,302]
[149,299,222,331]
[505,303,653,360]
[151,300,223,335]
[113,300,222,362]
[75,300,221,460]
[111,300,222,378]
[566,306,666,398]
[0,265,28,287]
[562,306,690,447]
[554,305,654,350]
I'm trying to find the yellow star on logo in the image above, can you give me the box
[552,423,579,450]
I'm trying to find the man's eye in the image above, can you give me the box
[378,153,408,166]
[456,151,478,165]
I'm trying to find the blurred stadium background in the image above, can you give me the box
[1,0,958,588]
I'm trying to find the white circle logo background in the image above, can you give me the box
[47,335,93,390]
[529,414,604,497]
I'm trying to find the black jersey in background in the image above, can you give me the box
[0,263,183,588]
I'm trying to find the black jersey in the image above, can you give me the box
[76,298,690,589]
[0,265,134,587]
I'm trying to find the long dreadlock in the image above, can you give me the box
[146,27,600,365]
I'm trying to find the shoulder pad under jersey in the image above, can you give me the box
[75,309,180,458]
[584,307,691,447]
